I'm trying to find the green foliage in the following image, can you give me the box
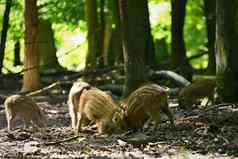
[0,6,3,26]
[0,0,209,73]
[38,0,85,30]
[37,0,88,70]
[1,0,88,73]
[149,0,171,40]
[8,0,23,40]
[0,0,23,74]
[184,0,207,69]
[184,0,206,55]
[149,0,207,69]
[53,24,87,70]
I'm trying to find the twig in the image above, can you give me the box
[43,135,80,146]
[66,66,121,80]
[21,81,72,96]
[180,115,200,121]
[18,66,121,96]
[121,135,158,147]
[187,52,208,61]
[18,44,83,74]
[204,103,238,112]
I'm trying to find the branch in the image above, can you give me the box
[204,103,238,111]
[43,135,80,146]
[20,81,72,96]
[187,52,208,61]
[149,70,191,87]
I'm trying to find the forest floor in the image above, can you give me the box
[0,73,238,159]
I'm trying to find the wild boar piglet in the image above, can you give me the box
[4,94,46,131]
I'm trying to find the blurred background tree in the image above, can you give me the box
[21,0,41,92]
[1,0,236,101]
[0,0,210,74]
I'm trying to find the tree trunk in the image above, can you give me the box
[37,19,63,72]
[171,0,187,66]
[101,17,112,66]
[216,0,238,102]
[0,0,12,75]
[144,1,156,68]
[85,0,100,69]
[154,38,169,65]
[99,0,113,67]
[108,0,123,66]
[14,40,21,66]
[171,0,193,80]
[204,0,216,74]
[99,0,105,67]
[119,0,149,97]
[21,0,41,92]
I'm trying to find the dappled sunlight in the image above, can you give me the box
[54,26,87,71]
[149,1,171,40]
[149,1,170,26]
[2,40,23,74]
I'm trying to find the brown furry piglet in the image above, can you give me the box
[178,79,216,109]
[122,84,175,130]
[75,88,123,134]
[4,94,46,131]
[68,81,91,130]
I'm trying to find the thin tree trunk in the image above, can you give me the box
[144,1,156,68]
[204,0,216,74]
[85,0,100,69]
[109,0,123,66]
[21,0,41,92]
[154,38,169,65]
[37,19,63,72]
[171,0,193,80]
[0,0,12,75]
[14,40,21,66]
[171,0,187,66]
[119,0,149,97]
[216,0,238,102]
[99,0,105,67]
[102,17,112,66]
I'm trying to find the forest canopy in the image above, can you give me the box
[0,0,208,73]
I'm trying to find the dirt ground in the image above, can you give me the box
[0,72,237,158]
[0,94,238,159]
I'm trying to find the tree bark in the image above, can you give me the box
[14,40,21,66]
[99,0,113,67]
[21,0,41,92]
[101,17,112,67]
[204,0,216,74]
[144,1,156,68]
[85,0,101,69]
[37,19,63,72]
[119,0,149,97]
[154,38,169,65]
[171,0,187,66]
[216,0,238,102]
[108,0,123,66]
[0,0,12,75]
[99,0,105,67]
[171,0,193,80]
